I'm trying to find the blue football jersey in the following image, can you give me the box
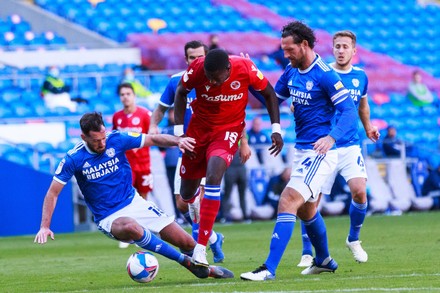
[53,131,145,222]
[159,71,196,132]
[331,64,369,147]
[275,55,352,149]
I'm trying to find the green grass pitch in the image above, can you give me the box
[1,211,439,292]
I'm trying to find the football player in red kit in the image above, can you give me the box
[113,82,153,200]
[174,49,284,266]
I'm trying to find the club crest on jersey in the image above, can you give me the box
[180,165,186,174]
[131,117,140,125]
[106,148,115,158]
[352,78,359,87]
[306,81,314,91]
[183,69,193,82]
[334,81,344,90]
[55,158,65,175]
[230,81,240,90]
[117,118,122,125]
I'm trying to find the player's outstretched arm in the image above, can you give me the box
[144,134,195,153]
[149,104,169,134]
[34,180,64,244]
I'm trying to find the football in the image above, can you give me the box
[126,251,159,283]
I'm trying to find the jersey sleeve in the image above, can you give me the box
[246,59,268,91]
[113,130,144,151]
[159,76,179,107]
[362,72,369,98]
[181,58,203,91]
[274,68,291,100]
[320,70,350,105]
[53,155,75,185]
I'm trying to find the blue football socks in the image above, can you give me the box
[300,220,313,256]
[348,199,368,242]
[134,229,184,263]
[264,213,296,275]
[303,212,329,265]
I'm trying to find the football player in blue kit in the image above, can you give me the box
[241,21,358,281]
[34,112,233,279]
[297,30,380,267]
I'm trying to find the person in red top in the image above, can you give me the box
[113,83,153,200]
[174,49,284,267]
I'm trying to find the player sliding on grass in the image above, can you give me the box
[34,112,233,280]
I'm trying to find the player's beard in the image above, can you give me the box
[87,142,105,154]
[289,55,304,69]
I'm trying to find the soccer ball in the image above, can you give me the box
[126,251,159,283]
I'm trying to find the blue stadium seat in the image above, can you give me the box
[21,91,41,104]
[1,87,23,103]
[3,149,32,166]
[0,105,14,118]
[13,104,35,117]
[52,106,73,116]
[34,103,50,117]
[421,106,438,116]
[92,101,114,114]
[0,143,15,156]
[34,142,55,153]
[57,139,78,153]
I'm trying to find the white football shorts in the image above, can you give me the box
[321,145,368,195]
[286,148,338,202]
[97,193,174,239]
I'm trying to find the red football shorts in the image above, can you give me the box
[180,124,244,179]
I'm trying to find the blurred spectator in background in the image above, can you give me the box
[407,70,434,107]
[422,162,440,197]
[208,34,220,50]
[121,67,152,99]
[41,65,76,112]
[382,125,404,157]
[247,116,271,164]
[268,45,289,69]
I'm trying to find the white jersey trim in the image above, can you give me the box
[53,176,67,185]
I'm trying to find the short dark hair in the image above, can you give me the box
[204,49,230,72]
[80,112,105,135]
[281,21,316,49]
[184,40,208,58]
[117,82,135,95]
[333,30,357,47]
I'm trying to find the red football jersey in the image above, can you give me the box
[181,55,268,130]
[112,106,151,171]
